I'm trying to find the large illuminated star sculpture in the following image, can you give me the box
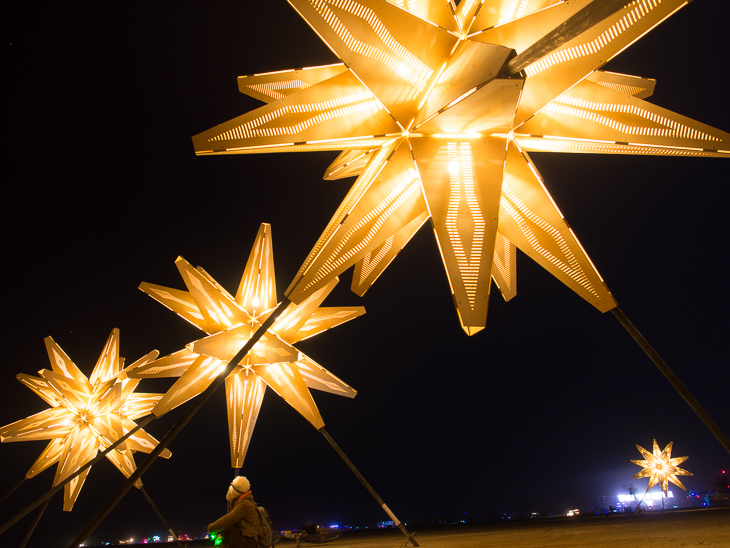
[0,329,170,511]
[193,0,729,335]
[631,439,692,495]
[129,223,364,468]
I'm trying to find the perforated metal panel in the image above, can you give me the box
[516,78,730,156]
[132,223,363,467]
[0,331,168,511]
[195,0,728,334]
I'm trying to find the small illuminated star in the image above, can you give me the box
[130,223,364,468]
[193,0,729,335]
[0,329,170,511]
[631,439,692,495]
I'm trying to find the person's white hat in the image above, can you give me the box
[226,476,251,501]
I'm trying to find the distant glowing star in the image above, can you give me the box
[130,223,364,468]
[0,329,170,511]
[631,439,692,495]
[193,0,730,335]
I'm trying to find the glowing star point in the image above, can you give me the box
[0,329,170,511]
[631,439,692,496]
[132,223,364,468]
[194,0,729,334]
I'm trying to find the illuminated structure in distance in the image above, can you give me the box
[0,329,169,511]
[129,223,364,468]
[193,0,729,335]
[631,439,692,496]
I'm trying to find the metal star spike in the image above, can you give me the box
[631,439,692,495]
[193,0,729,335]
[130,223,364,468]
[0,329,170,511]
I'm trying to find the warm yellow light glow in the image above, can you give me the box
[631,439,692,496]
[431,133,482,139]
[193,0,729,334]
[0,329,169,511]
[131,223,364,468]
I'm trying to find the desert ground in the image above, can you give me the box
[176,507,729,548]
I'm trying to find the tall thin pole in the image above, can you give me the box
[506,0,634,75]
[611,307,730,455]
[69,298,291,548]
[0,476,26,505]
[139,486,186,548]
[318,427,418,547]
[18,497,50,548]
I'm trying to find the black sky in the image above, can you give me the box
[3,1,729,546]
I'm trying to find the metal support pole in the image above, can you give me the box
[0,414,154,537]
[69,298,291,548]
[318,427,419,547]
[0,476,26,506]
[611,307,730,455]
[139,486,186,548]
[506,0,634,75]
[19,497,50,548]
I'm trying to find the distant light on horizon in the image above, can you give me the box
[618,491,673,502]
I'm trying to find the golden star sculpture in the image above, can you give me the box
[631,439,692,495]
[129,223,364,468]
[0,329,170,511]
[193,0,729,335]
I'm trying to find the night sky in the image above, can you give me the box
[3,1,729,546]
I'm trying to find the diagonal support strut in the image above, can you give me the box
[611,306,730,455]
[319,427,419,546]
[68,298,292,548]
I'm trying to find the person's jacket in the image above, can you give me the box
[208,491,262,539]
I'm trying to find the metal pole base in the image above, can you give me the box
[318,427,419,547]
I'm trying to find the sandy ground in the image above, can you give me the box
[180,508,730,548]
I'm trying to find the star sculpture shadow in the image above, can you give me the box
[0,329,169,511]
[193,0,729,335]
[631,439,692,495]
[129,223,364,468]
